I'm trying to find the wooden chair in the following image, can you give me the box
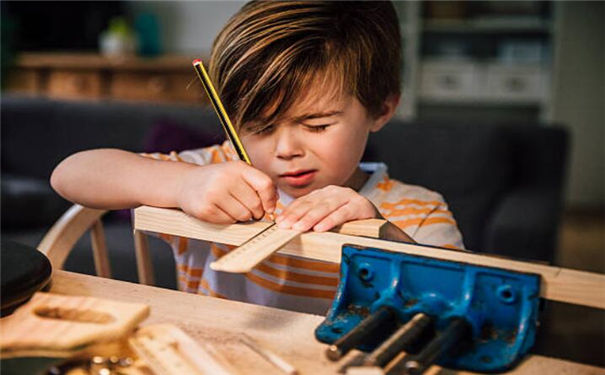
[37,204,155,285]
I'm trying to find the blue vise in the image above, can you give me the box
[315,245,541,373]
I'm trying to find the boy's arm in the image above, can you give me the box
[51,149,194,209]
[51,149,278,223]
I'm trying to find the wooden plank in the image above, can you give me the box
[134,206,387,244]
[133,206,605,310]
[129,324,236,375]
[49,271,603,375]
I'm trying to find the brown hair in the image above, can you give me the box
[209,1,401,131]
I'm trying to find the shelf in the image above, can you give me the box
[422,17,552,34]
[14,52,197,71]
[418,96,545,106]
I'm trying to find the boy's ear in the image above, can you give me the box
[370,94,400,132]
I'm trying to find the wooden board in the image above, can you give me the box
[133,206,605,310]
[49,271,603,375]
[130,324,236,375]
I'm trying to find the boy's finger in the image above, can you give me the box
[277,198,315,228]
[313,204,358,232]
[241,167,278,213]
[291,200,348,231]
[230,183,265,220]
[220,195,254,222]
[278,188,329,219]
[191,204,235,224]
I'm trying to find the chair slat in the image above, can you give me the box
[134,230,154,285]
[90,220,111,278]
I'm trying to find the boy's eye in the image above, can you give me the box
[304,124,332,132]
[254,124,276,135]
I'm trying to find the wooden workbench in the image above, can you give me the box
[49,271,602,375]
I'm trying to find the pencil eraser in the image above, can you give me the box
[192,58,202,65]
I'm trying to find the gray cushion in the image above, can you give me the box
[364,122,513,251]
[1,174,70,229]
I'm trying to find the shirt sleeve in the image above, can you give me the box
[139,141,238,166]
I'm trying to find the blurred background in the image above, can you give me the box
[0,0,603,365]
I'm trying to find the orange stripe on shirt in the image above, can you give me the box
[381,200,444,209]
[177,264,203,278]
[393,216,456,229]
[200,278,227,299]
[252,262,339,287]
[383,207,452,217]
[421,217,458,227]
[210,243,233,258]
[177,237,189,255]
[265,253,340,273]
[210,148,224,164]
[376,179,394,191]
[246,272,335,299]
[210,244,340,274]
[221,142,237,160]
[178,276,200,290]
[169,151,183,162]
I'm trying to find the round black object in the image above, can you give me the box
[1,239,52,316]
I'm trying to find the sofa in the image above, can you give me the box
[1,95,569,288]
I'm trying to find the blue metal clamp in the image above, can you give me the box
[315,245,541,372]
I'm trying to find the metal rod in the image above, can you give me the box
[390,317,471,375]
[363,313,432,368]
[326,306,396,361]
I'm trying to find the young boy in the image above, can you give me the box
[51,1,464,315]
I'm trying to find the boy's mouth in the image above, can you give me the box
[279,169,317,187]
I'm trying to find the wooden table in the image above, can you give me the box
[48,271,602,375]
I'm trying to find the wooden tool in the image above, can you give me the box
[130,324,237,375]
[0,292,149,359]
[210,224,301,273]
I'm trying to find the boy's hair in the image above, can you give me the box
[209,1,401,131]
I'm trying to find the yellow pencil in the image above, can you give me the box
[192,59,251,165]
[193,59,275,220]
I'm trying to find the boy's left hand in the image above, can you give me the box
[276,185,381,232]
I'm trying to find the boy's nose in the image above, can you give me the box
[274,126,304,160]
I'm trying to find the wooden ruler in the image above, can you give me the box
[210,224,301,273]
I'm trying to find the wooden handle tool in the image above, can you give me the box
[0,292,149,359]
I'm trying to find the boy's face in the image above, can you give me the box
[241,87,391,198]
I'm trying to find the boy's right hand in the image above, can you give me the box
[177,161,278,224]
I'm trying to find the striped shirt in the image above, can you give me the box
[143,141,465,315]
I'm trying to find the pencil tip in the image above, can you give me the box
[192,58,202,65]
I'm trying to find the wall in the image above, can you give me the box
[125,1,246,54]
[551,2,605,207]
[124,1,604,208]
